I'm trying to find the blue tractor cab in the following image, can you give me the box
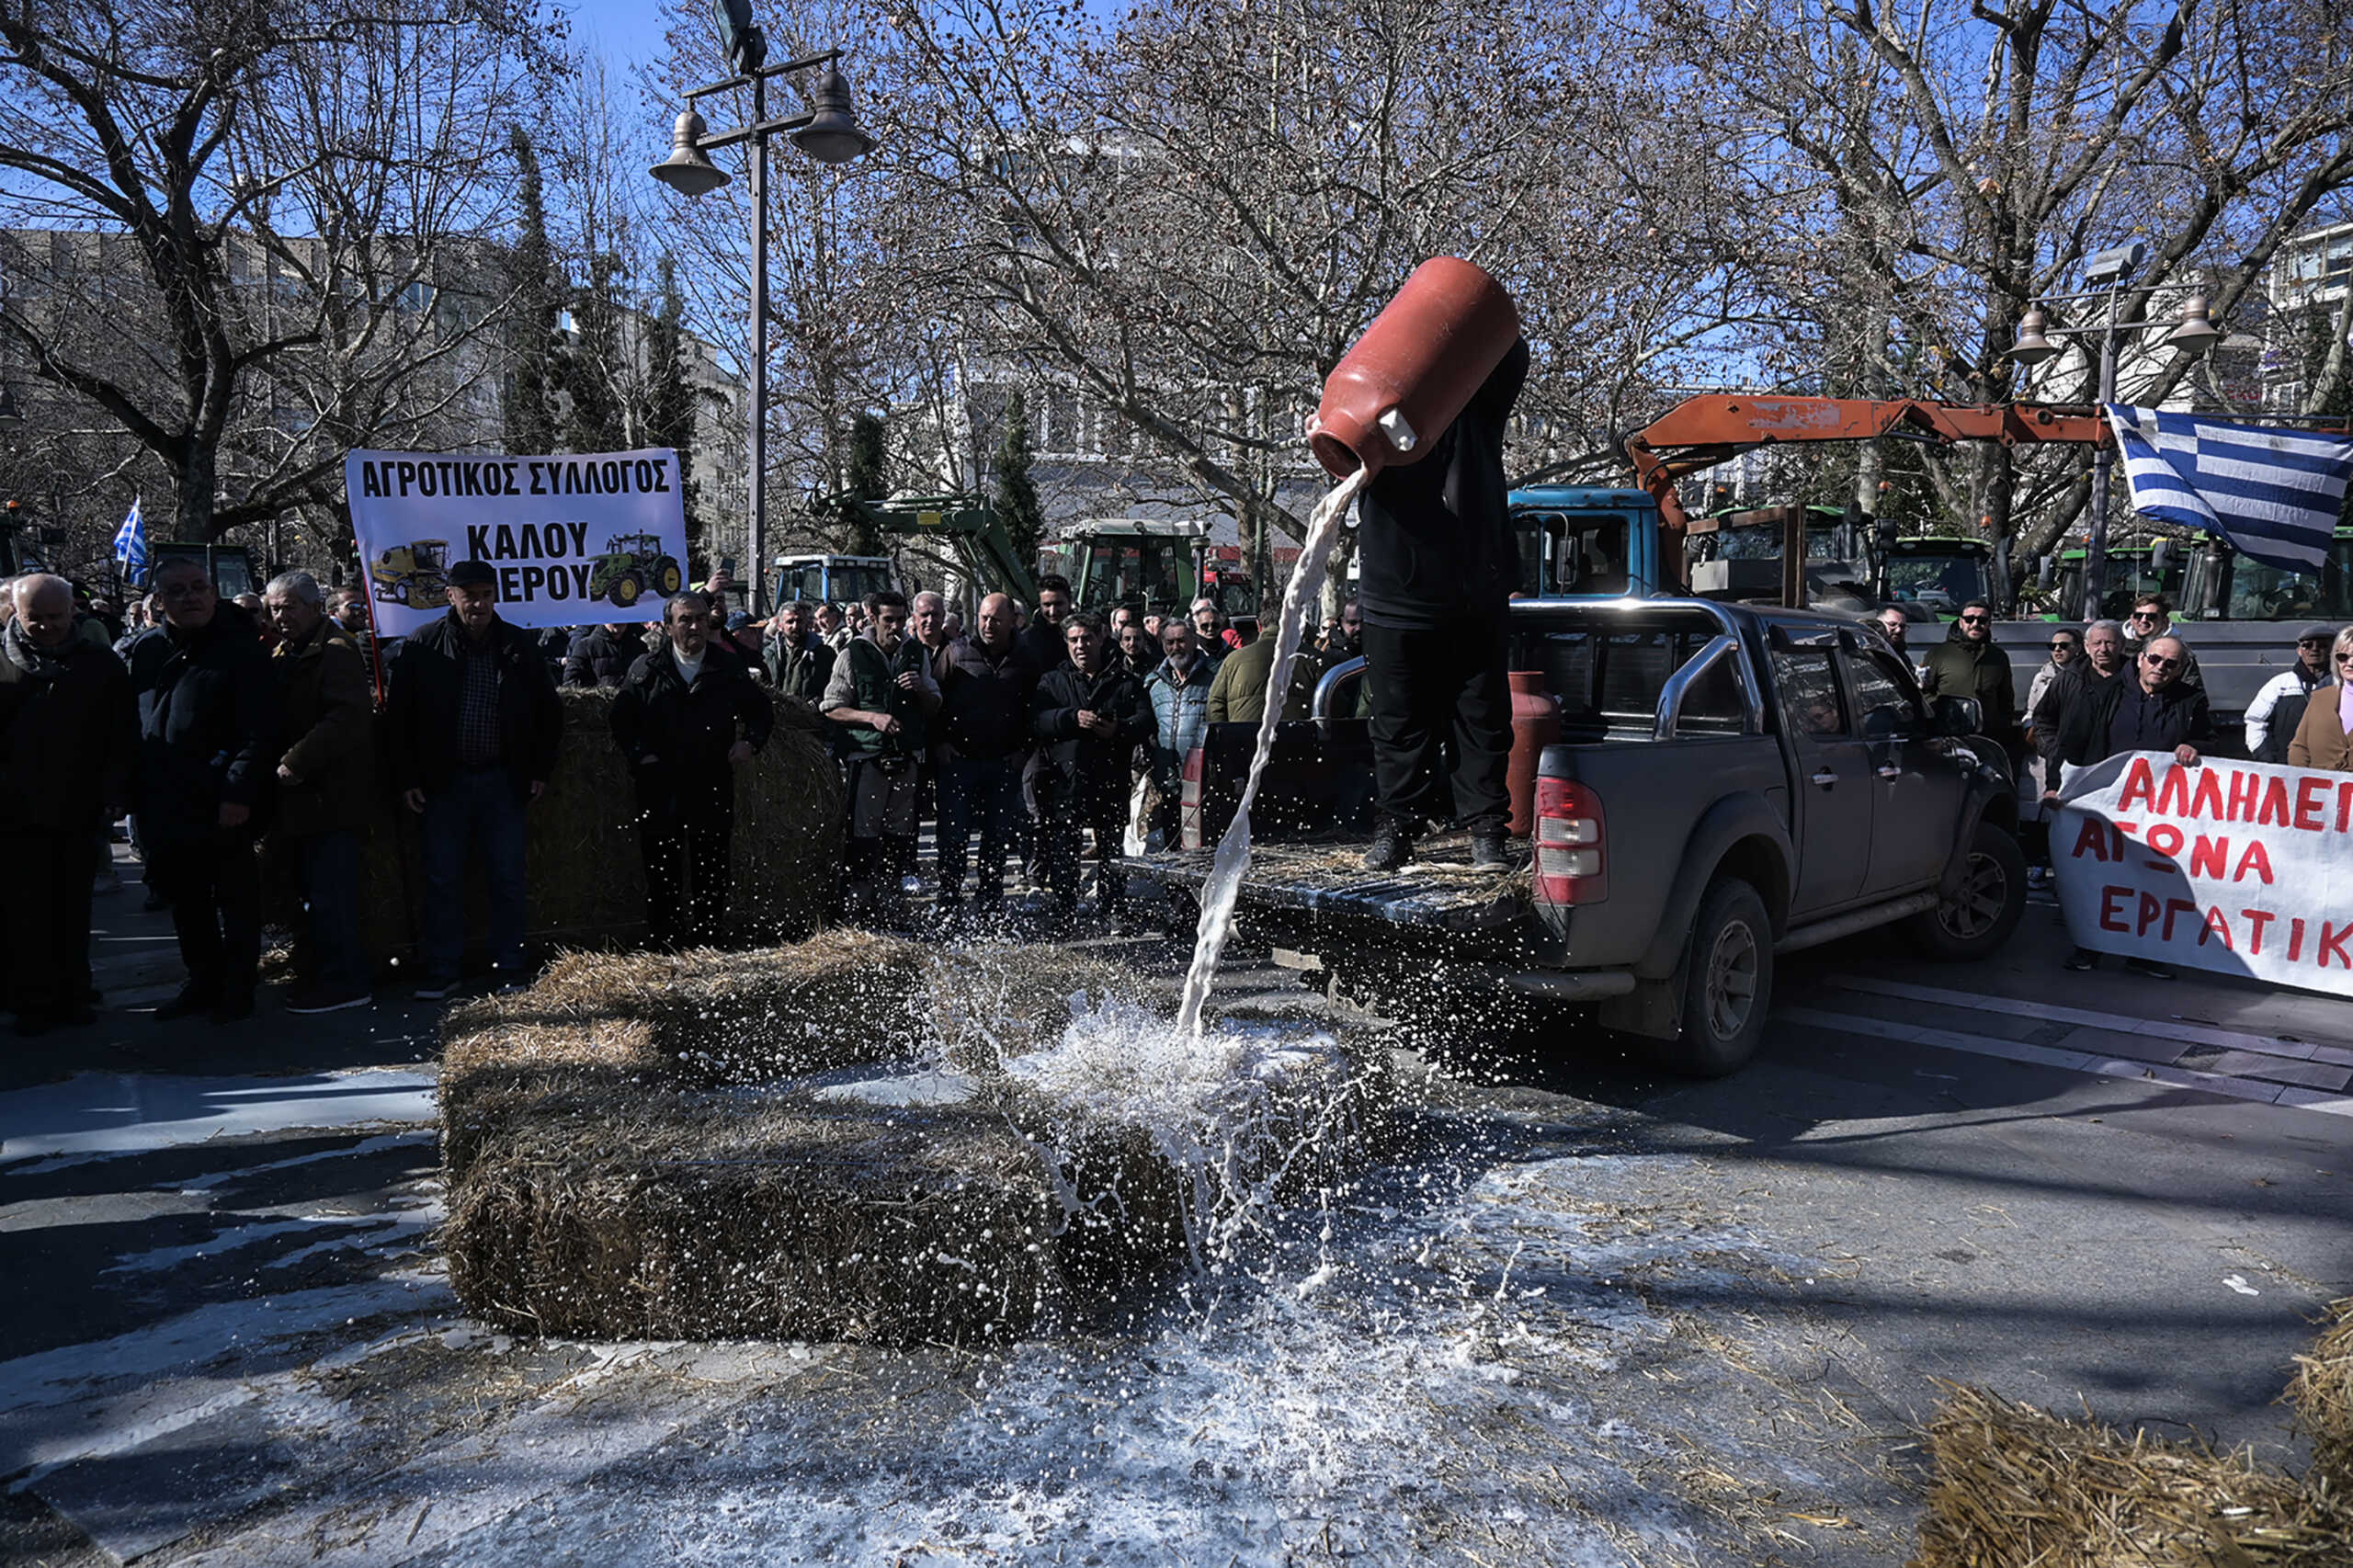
[1508,485,1663,598]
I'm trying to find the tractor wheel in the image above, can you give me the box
[393,581,410,606]
[655,558,682,596]
[608,574,642,608]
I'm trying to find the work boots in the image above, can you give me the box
[1363,820,1414,872]
[1470,830,1512,871]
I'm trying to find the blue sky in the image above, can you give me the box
[552,0,674,74]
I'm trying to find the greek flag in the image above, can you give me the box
[112,497,146,584]
[2105,404,2353,573]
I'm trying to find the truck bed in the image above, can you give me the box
[1137,835,1531,933]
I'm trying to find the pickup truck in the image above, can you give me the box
[1136,597,2027,1076]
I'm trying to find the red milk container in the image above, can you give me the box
[1310,256,1523,481]
[1505,669,1562,837]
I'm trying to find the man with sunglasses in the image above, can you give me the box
[2047,632,2211,976]
[1920,598,2016,736]
[2124,595,2201,690]
[2244,624,2335,764]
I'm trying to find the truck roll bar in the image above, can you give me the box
[1313,655,1368,721]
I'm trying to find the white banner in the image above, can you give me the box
[2052,750,2353,994]
[345,448,688,636]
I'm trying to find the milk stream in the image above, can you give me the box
[1175,467,1372,1039]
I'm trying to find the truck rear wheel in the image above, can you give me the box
[1658,876,1773,1078]
[1903,821,2027,961]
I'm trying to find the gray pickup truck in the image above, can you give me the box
[1137,597,2027,1075]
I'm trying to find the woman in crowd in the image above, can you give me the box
[2287,625,2353,771]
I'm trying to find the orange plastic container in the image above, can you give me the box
[1309,256,1522,481]
[1505,669,1561,837]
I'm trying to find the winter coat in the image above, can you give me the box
[1205,637,1318,726]
[1921,627,2016,731]
[765,635,835,705]
[1357,336,1531,631]
[2245,665,2328,760]
[1017,618,1072,676]
[271,619,376,837]
[384,611,563,803]
[0,620,136,830]
[2049,669,2212,767]
[610,641,774,795]
[563,625,635,688]
[937,636,1037,762]
[1032,659,1154,816]
[1144,653,1220,790]
[2287,687,2353,772]
[132,601,281,846]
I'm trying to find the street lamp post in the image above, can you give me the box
[651,35,873,617]
[2010,243,2222,621]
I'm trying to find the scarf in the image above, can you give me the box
[1,617,72,684]
[2338,682,2353,735]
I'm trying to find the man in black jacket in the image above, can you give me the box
[0,575,137,1034]
[2047,632,2211,978]
[934,593,1036,918]
[1031,611,1154,920]
[384,560,563,998]
[563,622,636,688]
[1355,336,1530,872]
[136,557,281,1023]
[610,592,773,949]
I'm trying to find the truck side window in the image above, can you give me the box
[1846,652,1918,739]
[1771,650,1846,736]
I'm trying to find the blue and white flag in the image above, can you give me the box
[2105,404,2353,573]
[112,496,147,585]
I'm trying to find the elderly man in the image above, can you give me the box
[611,592,772,949]
[2031,619,2126,794]
[384,559,562,998]
[1143,619,1218,846]
[0,575,135,1034]
[822,588,940,922]
[137,558,280,1023]
[933,592,1036,918]
[764,600,835,704]
[1188,596,1240,653]
[2245,624,2335,763]
[265,572,376,1013]
[2048,631,2211,978]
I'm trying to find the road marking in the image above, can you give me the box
[1816,974,2353,1068]
[1775,1006,2353,1119]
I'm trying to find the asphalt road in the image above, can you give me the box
[3,859,2348,1564]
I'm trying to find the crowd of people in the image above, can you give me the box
[1868,592,2353,978]
[0,553,1371,1035]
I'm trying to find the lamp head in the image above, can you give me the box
[651,110,730,198]
[2083,242,2147,289]
[2010,306,2060,369]
[2163,292,2222,356]
[790,63,875,165]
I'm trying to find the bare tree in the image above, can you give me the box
[0,0,548,546]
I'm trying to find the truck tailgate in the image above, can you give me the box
[1133,838,1529,933]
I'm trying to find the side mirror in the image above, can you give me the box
[1932,694,1983,737]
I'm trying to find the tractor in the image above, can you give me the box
[369,539,450,608]
[589,531,683,608]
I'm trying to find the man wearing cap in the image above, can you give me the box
[384,560,562,997]
[2245,624,2334,764]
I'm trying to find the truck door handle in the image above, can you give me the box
[1810,768,1839,788]
[1877,765,1903,779]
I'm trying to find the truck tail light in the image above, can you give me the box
[1181,745,1205,849]
[1533,778,1607,904]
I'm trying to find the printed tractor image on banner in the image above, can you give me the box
[2052,750,2353,995]
[345,448,689,636]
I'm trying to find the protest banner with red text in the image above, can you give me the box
[344,448,688,637]
[2052,750,2353,994]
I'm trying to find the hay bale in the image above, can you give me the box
[1912,1381,2351,1568]
[2290,1297,2353,1495]
[443,1089,1060,1342]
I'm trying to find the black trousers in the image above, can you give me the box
[1,829,96,1021]
[636,770,734,949]
[1040,778,1126,913]
[147,829,263,1000]
[1361,615,1512,835]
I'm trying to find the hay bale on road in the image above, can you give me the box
[1912,1381,2350,1568]
[2290,1297,2353,1495]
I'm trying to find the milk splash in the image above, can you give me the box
[1175,467,1372,1039]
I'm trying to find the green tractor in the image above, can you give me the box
[589,531,683,608]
